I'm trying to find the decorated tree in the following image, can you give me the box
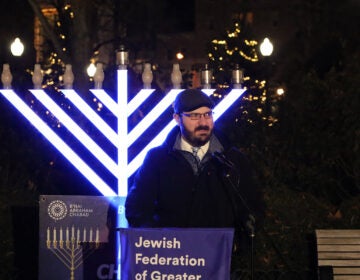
[207,16,278,150]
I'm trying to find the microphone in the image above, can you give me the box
[212,151,234,169]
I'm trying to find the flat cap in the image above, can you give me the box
[173,89,214,113]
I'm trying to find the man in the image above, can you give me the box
[125,89,264,241]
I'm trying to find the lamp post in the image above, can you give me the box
[87,63,96,78]
[260,38,273,57]
[259,37,274,119]
[10,37,25,57]
[8,37,29,90]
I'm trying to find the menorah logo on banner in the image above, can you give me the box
[46,225,100,279]
[1,61,245,279]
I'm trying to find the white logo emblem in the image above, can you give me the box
[48,200,68,220]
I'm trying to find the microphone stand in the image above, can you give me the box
[246,215,255,280]
[213,152,256,280]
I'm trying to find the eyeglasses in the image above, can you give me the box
[180,111,214,120]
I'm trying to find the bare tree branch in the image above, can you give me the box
[27,0,71,63]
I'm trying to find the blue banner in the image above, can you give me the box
[39,195,126,280]
[119,227,234,280]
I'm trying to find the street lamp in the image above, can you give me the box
[176,51,184,60]
[87,63,96,77]
[10,37,25,57]
[259,37,273,57]
[259,37,274,120]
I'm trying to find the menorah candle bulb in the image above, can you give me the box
[142,63,153,89]
[96,228,99,242]
[232,64,243,89]
[116,45,128,69]
[89,228,93,242]
[53,228,56,241]
[94,63,104,89]
[63,64,74,89]
[1,63,12,89]
[60,227,63,241]
[201,64,212,89]
[83,228,86,242]
[32,64,43,89]
[47,227,50,241]
[171,63,182,89]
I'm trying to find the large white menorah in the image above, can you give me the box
[0,64,245,199]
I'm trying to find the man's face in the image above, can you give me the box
[174,106,214,146]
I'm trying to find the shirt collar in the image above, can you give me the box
[179,137,209,161]
[172,132,224,158]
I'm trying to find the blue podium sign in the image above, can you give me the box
[39,195,125,280]
[119,227,234,280]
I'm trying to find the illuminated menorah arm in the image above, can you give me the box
[30,89,119,176]
[0,63,246,198]
[0,88,116,196]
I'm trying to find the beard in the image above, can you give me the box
[181,125,213,147]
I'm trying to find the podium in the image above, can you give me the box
[119,227,234,280]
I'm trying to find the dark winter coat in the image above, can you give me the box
[125,127,264,235]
